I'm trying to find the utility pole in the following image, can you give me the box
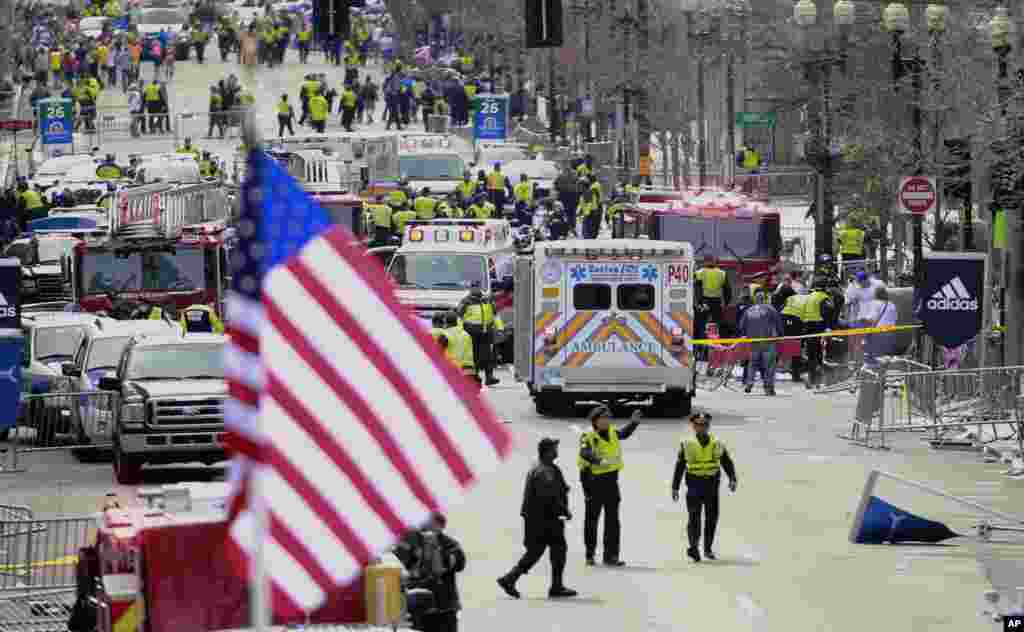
[0,0,12,84]
[1008,3,1024,367]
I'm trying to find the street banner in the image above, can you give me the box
[37,98,73,146]
[851,495,959,544]
[916,252,985,348]
[472,94,508,141]
[0,259,21,330]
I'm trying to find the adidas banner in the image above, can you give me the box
[0,259,19,330]
[917,253,985,348]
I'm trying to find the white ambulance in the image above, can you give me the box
[513,239,696,417]
[365,133,469,196]
[375,219,517,359]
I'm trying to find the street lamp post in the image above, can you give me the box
[681,0,707,187]
[795,0,852,263]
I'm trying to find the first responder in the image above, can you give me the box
[480,198,497,220]
[95,154,122,180]
[802,277,837,389]
[836,223,867,271]
[370,199,394,243]
[16,182,45,223]
[436,199,453,219]
[442,310,478,386]
[413,187,438,220]
[207,85,226,138]
[144,301,165,320]
[670,412,738,563]
[388,186,409,210]
[588,176,602,205]
[144,79,162,132]
[605,194,632,236]
[297,25,312,63]
[578,405,641,567]
[464,195,487,220]
[180,304,225,333]
[177,136,200,159]
[486,163,508,211]
[392,205,417,237]
[457,171,477,206]
[340,82,358,132]
[457,288,498,385]
[299,74,318,125]
[694,256,731,333]
[781,292,808,382]
[199,151,219,179]
[308,88,328,134]
[277,93,295,137]
[513,173,533,212]
[575,157,592,179]
[497,437,578,600]
[578,189,600,239]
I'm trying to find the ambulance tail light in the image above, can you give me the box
[544,326,558,347]
[670,327,685,351]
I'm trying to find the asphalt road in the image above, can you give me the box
[3,366,1024,631]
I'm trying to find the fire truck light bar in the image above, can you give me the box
[546,246,687,257]
[459,230,475,242]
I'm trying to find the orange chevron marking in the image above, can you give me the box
[533,312,598,366]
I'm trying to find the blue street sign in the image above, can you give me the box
[37,98,73,145]
[473,94,508,141]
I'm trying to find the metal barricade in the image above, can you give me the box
[175,110,244,143]
[3,392,119,473]
[0,516,96,592]
[0,588,76,632]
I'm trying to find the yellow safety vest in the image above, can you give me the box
[309,95,328,121]
[462,302,494,327]
[144,84,160,102]
[481,202,496,218]
[388,190,408,208]
[782,294,808,318]
[578,200,596,218]
[696,267,726,298]
[576,164,592,178]
[486,171,503,191]
[177,146,199,159]
[341,89,358,109]
[444,325,475,371]
[838,228,866,256]
[95,164,122,180]
[513,182,532,203]
[199,160,217,178]
[457,180,476,199]
[682,435,724,477]
[240,92,255,105]
[393,209,417,234]
[370,204,392,228]
[413,196,437,219]
[590,180,602,200]
[578,427,623,475]
[179,304,225,333]
[803,290,830,323]
[50,51,61,71]
[210,94,223,110]
[302,80,319,98]
[277,100,291,115]
[298,29,311,42]
[605,202,628,222]
[465,204,484,219]
[148,306,164,320]
[465,84,477,99]
[742,149,760,170]
[19,190,43,210]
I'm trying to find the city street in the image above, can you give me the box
[5,369,1023,631]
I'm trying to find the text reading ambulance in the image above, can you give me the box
[382,219,517,357]
[513,239,695,417]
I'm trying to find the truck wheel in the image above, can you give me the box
[0,428,8,442]
[113,444,144,485]
[652,391,692,419]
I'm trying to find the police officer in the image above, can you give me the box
[340,81,358,132]
[309,87,329,134]
[512,173,533,214]
[836,223,866,272]
[578,405,640,566]
[277,93,295,137]
[299,74,318,125]
[464,195,487,220]
[144,79,162,133]
[694,256,731,333]
[802,277,837,389]
[458,289,498,386]
[414,187,438,220]
[442,311,477,387]
[177,136,200,159]
[95,154,122,180]
[198,151,219,179]
[578,189,600,239]
[781,292,808,382]
[497,437,578,600]
[486,163,509,211]
[456,171,477,207]
[671,412,737,562]
[370,198,394,244]
[605,194,631,237]
[180,303,225,333]
[16,182,45,225]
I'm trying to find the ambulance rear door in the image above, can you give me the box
[560,260,664,371]
[661,256,695,373]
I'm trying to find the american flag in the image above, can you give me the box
[224,149,513,617]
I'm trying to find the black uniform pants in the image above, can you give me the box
[516,519,567,587]
[341,106,356,131]
[803,321,827,385]
[417,611,457,632]
[583,474,620,561]
[463,324,493,376]
[703,298,724,331]
[685,476,720,551]
[782,316,804,380]
[278,114,294,137]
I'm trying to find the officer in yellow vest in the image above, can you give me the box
[457,171,477,205]
[388,187,409,210]
[836,224,866,269]
[781,292,808,382]
[802,278,836,389]
[442,310,478,386]
[694,256,731,332]
[605,195,631,233]
[588,177,602,204]
[370,201,394,243]
[577,189,599,238]
[457,288,498,385]
[513,174,533,212]
[392,206,417,237]
[579,405,641,566]
[575,158,592,179]
[413,188,437,220]
[481,199,497,219]
[486,163,508,211]
[180,304,225,333]
[299,75,319,125]
[436,199,453,219]
[199,151,219,179]
[670,412,737,563]
[177,137,200,159]
[308,88,328,134]
[277,93,295,137]
[95,154,123,180]
[741,146,760,170]
[17,183,45,222]
[464,195,487,220]
[297,26,312,63]
[340,82,358,132]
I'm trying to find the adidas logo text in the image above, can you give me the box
[927,276,978,312]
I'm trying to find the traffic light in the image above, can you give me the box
[524,0,564,48]
[942,137,971,204]
[313,0,350,39]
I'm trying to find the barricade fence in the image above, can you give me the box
[0,516,96,593]
[176,110,246,142]
[2,392,119,473]
[842,363,1024,450]
[0,587,76,632]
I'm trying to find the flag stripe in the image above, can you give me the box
[270,514,337,597]
[322,231,509,456]
[285,253,478,485]
[266,374,410,542]
[228,381,260,408]
[263,296,442,515]
[226,324,259,355]
[223,344,264,392]
[265,530,326,615]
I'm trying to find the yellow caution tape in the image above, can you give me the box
[691,324,921,346]
[0,554,77,571]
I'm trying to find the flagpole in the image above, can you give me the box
[240,53,272,631]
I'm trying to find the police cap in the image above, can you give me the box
[443,310,459,327]
[537,437,559,453]
[587,404,611,422]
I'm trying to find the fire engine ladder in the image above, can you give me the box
[110,183,232,240]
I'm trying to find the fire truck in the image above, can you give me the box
[67,182,234,315]
[614,197,783,331]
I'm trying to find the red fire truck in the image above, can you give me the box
[68,182,234,315]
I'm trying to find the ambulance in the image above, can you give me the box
[375,219,517,359]
[513,239,696,417]
[365,133,469,196]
